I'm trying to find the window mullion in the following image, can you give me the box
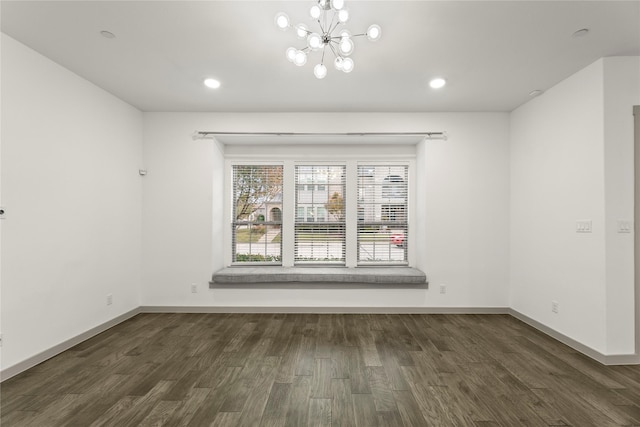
[407,159,416,267]
[282,160,295,267]
[345,160,358,267]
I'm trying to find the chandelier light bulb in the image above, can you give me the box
[294,50,308,66]
[337,8,349,23]
[342,57,354,73]
[286,47,297,62]
[295,23,309,39]
[334,57,344,71]
[310,5,321,19]
[331,0,345,10]
[307,33,323,50]
[339,38,354,56]
[314,63,328,79]
[275,12,290,30]
[367,24,381,41]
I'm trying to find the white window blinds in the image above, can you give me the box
[357,165,408,264]
[232,165,283,263]
[294,165,346,264]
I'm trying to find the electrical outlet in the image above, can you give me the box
[191,283,198,293]
[552,301,559,314]
[439,284,446,294]
[106,294,113,306]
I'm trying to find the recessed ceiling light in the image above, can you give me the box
[429,78,446,89]
[528,89,544,97]
[572,28,589,38]
[100,30,116,39]
[204,78,221,89]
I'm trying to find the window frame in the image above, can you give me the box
[230,164,284,265]
[294,164,347,265]
[357,165,409,266]
[224,158,415,268]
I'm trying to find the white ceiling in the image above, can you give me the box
[2,1,639,113]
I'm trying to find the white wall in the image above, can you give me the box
[603,57,640,354]
[0,34,143,371]
[510,57,639,355]
[141,112,510,308]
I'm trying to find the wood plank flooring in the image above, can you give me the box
[2,313,640,426]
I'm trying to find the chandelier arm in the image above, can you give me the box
[328,19,342,35]
[329,40,342,52]
[328,42,341,59]
[322,9,327,33]
[326,8,335,33]
[328,12,337,34]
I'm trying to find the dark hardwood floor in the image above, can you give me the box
[2,313,640,426]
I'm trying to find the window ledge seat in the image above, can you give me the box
[211,266,427,286]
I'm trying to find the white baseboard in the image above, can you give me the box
[508,309,640,366]
[0,307,141,382]
[140,305,510,314]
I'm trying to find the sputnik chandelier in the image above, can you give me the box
[274,0,381,79]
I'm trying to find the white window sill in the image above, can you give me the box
[210,266,427,287]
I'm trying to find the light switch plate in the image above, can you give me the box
[617,220,632,233]
[576,220,592,233]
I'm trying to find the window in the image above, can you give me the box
[229,161,411,267]
[382,175,405,198]
[357,165,408,264]
[295,165,346,264]
[232,165,283,263]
